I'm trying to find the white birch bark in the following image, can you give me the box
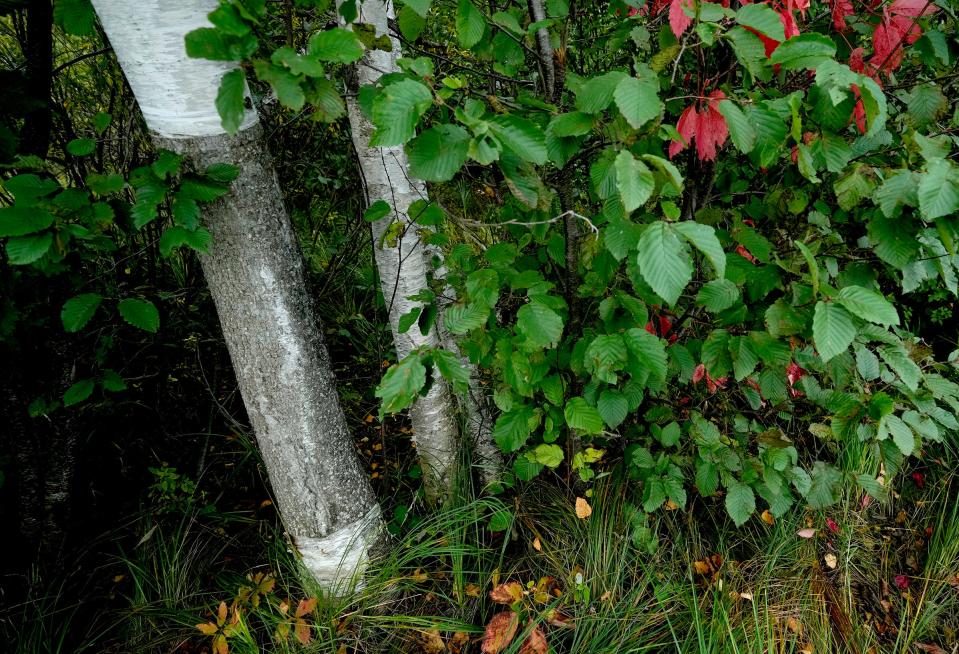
[91,0,381,592]
[339,0,462,499]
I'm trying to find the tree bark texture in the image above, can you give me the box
[342,0,461,499]
[91,0,380,591]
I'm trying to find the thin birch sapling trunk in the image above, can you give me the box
[340,0,464,499]
[90,0,381,591]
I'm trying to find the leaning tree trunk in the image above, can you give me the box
[90,0,381,591]
[342,0,502,494]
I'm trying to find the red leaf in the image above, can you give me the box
[830,0,854,31]
[669,104,699,159]
[692,363,706,384]
[826,517,840,533]
[669,0,695,38]
[482,611,519,654]
[735,244,757,263]
[786,362,804,387]
[519,625,549,654]
[694,91,729,162]
[894,574,910,590]
[889,0,937,17]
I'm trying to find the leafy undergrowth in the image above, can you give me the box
[8,435,957,654]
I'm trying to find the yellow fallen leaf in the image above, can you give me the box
[760,510,775,525]
[824,553,837,569]
[575,497,592,519]
[532,537,542,551]
[786,616,803,635]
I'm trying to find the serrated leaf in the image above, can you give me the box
[67,138,96,157]
[597,390,629,429]
[159,226,213,257]
[769,33,837,70]
[883,414,915,456]
[216,69,247,135]
[624,328,668,386]
[204,163,240,183]
[879,344,922,392]
[836,286,899,326]
[489,115,548,165]
[717,100,756,154]
[456,0,485,49]
[407,124,470,181]
[118,298,160,333]
[813,302,856,363]
[64,379,95,407]
[614,150,654,213]
[565,397,604,435]
[432,348,469,394]
[308,28,364,63]
[918,159,959,221]
[613,76,663,129]
[493,405,534,452]
[0,207,54,237]
[376,354,427,414]
[444,303,488,334]
[371,79,433,146]
[61,293,103,332]
[516,301,564,349]
[6,232,52,264]
[673,221,726,279]
[636,221,692,305]
[736,3,785,41]
[576,71,628,114]
[585,334,628,384]
[696,278,740,312]
[725,481,755,527]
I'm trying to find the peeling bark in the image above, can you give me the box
[91,0,381,591]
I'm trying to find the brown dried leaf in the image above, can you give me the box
[786,616,803,635]
[481,611,519,654]
[518,625,548,654]
[532,537,542,551]
[196,622,219,636]
[490,581,524,604]
[213,634,228,654]
[296,597,317,618]
[217,601,228,625]
[465,583,481,597]
[760,510,775,525]
[419,629,446,654]
[915,644,948,654]
[575,497,592,519]
[295,618,312,646]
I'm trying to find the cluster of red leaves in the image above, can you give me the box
[692,362,729,394]
[669,90,730,162]
[833,0,939,131]
[481,581,570,653]
[645,313,679,344]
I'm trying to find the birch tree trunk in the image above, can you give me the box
[91,0,381,592]
[340,0,462,499]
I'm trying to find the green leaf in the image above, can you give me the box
[407,124,470,181]
[673,221,726,279]
[67,138,95,157]
[696,278,740,312]
[371,79,433,146]
[489,115,548,165]
[101,370,127,392]
[565,397,604,435]
[874,169,918,218]
[376,354,427,414]
[6,232,52,264]
[86,173,125,195]
[516,301,564,349]
[597,390,629,429]
[308,27,364,63]
[717,100,756,154]
[836,286,899,327]
[0,207,54,237]
[769,34,837,70]
[549,112,595,137]
[585,334,628,384]
[216,69,248,135]
[398,5,427,41]
[403,0,433,17]
[879,344,922,392]
[493,405,534,452]
[576,71,628,114]
[54,0,95,36]
[254,61,305,110]
[614,150,654,213]
[613,76,663,129]
[806,461,841,509]
[64,379,95,407]
[812,302,856,363]
[636,221,692,305]
[883,414,915,456]
[532,443,564,468]
[726,27,771,82]
[444,303,488,334]
[725,481,755,527]
[456,0,485,49]
[118,298,160,333]
[159,226,213,257]
[61,293,103,332]
[432,348,469,393]
[203,163,241,183]
[918,159,959,221]
[624,328,668,386]
[736,3,785,41]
